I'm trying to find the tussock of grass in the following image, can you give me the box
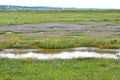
[49,26,64,28]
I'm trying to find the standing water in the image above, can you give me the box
[0,47,120,59]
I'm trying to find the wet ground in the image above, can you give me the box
[0,47,120,59]
[0,23,120,37]
[0,23,120,59]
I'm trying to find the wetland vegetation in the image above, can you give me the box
[0,10,120,26]
[0,10,120,80]
[0,58,120,80]
[0,10,120,50]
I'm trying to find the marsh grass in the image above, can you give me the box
[0,10,120,26]
[0,9,120,80]
[0,10,120,50]
[0,35,120,51]
[49,26,64,29]
[0,58,119,80]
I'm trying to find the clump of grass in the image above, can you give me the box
[110,39,118,44]
[102,44,120,49]
[49,26,64,29]
[0,46,4,51]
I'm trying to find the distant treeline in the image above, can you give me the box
[0,5,63,10]
[0,5,119,10]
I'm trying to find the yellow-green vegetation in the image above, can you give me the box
[0,10,120,26]
[0,34,120,51]
[0,58,119,80]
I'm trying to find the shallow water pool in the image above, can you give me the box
[0,47,120,59]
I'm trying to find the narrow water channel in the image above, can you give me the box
[0,47,120,59]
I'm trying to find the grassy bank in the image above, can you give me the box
[0,10,120,26]
[0,58,119,80]
[0,36,120,51]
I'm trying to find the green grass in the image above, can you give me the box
[49,26,64,29]
[0,58,119,80]
[0,35,120,51]
[0,10,120,26]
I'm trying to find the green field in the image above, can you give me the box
[0,10,120,26]
[0,58,119,80]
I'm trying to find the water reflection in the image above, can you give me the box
[0,47,120,59]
